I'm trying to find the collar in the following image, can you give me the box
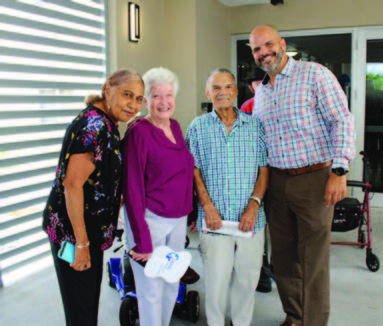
[211,107,249,125]
[262,56,295,85]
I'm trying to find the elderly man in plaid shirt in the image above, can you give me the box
[249,25,356,326]
[186,68,269,326]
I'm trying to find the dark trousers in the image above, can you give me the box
[50,241,104,326]
[257,226,272,286]
[267,167,333,326]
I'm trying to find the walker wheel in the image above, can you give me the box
[119,296,138,326]
[358,231,366,249]
[366,251,380,272]
[186,290,200,323]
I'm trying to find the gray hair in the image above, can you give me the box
[85,68,143,106]
[206,68,236,89]
[206,68,235,88]
[143,67,179,99]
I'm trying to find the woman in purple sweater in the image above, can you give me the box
[121,67,194,326]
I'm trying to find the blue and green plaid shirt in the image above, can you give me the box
[185,108,267,235]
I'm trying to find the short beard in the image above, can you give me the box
[258,47,284,73]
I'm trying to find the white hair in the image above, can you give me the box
[143,67,179,99]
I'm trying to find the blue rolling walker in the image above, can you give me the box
[107,231,200,326]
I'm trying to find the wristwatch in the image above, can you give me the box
[249,195,263,208]
[331,167,348,176]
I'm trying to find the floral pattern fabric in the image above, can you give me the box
[42,104,122,251]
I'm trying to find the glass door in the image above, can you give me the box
[353,28,383,206]
[365,40,383,192]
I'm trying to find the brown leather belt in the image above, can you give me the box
[278,161,331,176]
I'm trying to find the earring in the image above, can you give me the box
[108,102,111,111]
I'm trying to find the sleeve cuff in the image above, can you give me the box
[131,242,153,254]
[332,158,349,170]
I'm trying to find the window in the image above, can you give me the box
[0,0,107,287]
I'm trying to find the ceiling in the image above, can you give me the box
[217,0,270,6]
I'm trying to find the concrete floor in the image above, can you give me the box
[1,208,383,326]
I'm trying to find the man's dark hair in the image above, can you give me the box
[247,68,266,85]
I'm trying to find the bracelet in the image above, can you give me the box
[75,241,90,249]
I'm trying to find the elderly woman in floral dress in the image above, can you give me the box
[43,68,145,326]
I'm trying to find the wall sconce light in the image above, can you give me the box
[128,2,140,42]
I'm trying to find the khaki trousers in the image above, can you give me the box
[266,167,333,326]
[199,230,264,326]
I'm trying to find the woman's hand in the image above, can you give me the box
[125,116,143,134]
[189,221,197,233]
[70,247,91,271]
[130,250,152,262]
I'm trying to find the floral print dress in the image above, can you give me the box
[42,104,121,251]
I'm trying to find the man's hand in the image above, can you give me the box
[203,204,222,230]
[239,200,258,232]
[325,173,347,207]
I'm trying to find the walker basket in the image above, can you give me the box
[331,197,362,232]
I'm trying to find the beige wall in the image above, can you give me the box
[165,0,230,130]
[228,0,383,34]
[109,0,383,132]
[196,0,230,115]
[108,0,165,73]
[162,0,198,131]
[108,0,231,132]
[109,0,197,131]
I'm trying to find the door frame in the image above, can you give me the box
[232,26,383,207]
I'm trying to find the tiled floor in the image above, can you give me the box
[1,209,383,326]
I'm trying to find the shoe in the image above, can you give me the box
[256,282,272,293]
[279,321,302,326]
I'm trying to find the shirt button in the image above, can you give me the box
[279,136,282,140]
